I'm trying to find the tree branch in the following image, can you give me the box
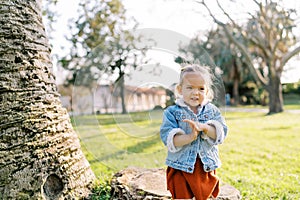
[282,45,300,67]
[216,0,237,27]
[249,36,269,58]
[199,0,268,86]
[221,26,268,85]
[196,0,224,26]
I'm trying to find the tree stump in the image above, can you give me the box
[110,167,241,200]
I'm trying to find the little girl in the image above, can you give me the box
[160,64,228,200]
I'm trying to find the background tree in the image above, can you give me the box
[200,0,300,113]
[178,25,257,105]
[0,0,95,199]
[60,0,148,114]
[42,0,58,41]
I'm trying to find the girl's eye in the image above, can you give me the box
[186,86,192,90]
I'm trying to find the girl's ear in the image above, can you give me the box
[176,84,182,95]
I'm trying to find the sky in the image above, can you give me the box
[46,0,300,85]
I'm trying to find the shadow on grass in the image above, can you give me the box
[88,136,163,164]
[97,118,147,126]
[97,110,163,126]
[263,126,291,131]
[225,112,266,121]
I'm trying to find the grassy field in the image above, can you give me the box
[73,101,300,199]
[218,111,300,199]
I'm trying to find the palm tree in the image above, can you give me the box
[0,0,95,199]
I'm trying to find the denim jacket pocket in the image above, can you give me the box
[198,109,214,123]
[175,111,191,132]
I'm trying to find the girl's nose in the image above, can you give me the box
[192,88,200,94]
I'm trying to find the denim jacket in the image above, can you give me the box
[160,98,228,173]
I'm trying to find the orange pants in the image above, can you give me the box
[166,157,219,200]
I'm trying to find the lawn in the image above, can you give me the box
[73,106,300,199]
[218,111,300,199]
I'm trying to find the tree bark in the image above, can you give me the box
[231,60,240,105]
[267,75,284,114]
[0,0,95,199]
[119,72,127,114]
[111,167,242,200]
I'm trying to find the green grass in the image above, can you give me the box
[73,110,166,177]
[218,111,300,199]
[73,108,300,199]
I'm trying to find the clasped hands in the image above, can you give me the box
[183,119,209,141]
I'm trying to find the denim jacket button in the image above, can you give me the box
[188,167,193,172]
[206,167,210,171]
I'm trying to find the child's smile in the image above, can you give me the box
[189,96,200,105]
[178,72,207,112]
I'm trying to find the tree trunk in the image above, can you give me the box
[232,77,240,106]
[267,75,284,114]
[119,73,127,114]
[0,0,95,199]
[111,167,241,200]
[230,60,240,106]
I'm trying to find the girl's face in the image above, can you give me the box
[178,72,207,111]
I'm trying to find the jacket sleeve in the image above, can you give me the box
[203,106,228,145]
[160,108,185,153]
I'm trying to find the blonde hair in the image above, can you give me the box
[176,64,214,101]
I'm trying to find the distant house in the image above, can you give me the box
[93,85,167,114]
[58,84,167,115]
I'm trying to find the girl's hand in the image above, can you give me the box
[173,119,213,147]
[183,119,216,141]
[182,119,202,141]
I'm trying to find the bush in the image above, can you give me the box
[282,81,300,94]
[152,105,163,110]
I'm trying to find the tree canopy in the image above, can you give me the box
[178,25,256,105]
[200,0,300,113]
[53,0,149,113]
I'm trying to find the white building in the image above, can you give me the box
[93,85,167,114]
[59,84,167,115]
